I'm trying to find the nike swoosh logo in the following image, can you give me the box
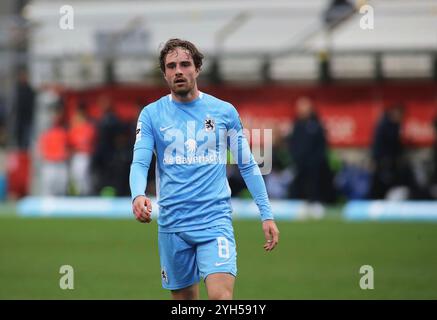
[160,125,173,132]
[215,261,230,267]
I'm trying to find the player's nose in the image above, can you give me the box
[175,65,183,75]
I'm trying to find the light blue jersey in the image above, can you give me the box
[130,92,273,233]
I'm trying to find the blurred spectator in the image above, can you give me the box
[369,103,415,200]
[0,94,6,147]
[91,95,126,195]
[226,150,247,197]
[287,97,332,218]
[12,69,36,150]
[265,141,293,199]
[112,123,135,197]
[38,110,69,196]
[334,162,371,200]
[430,116,437,199]
[68,102,96,196]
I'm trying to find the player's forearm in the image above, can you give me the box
[129,147,153,201]
[229,131,274,221]
[238,160,274,221]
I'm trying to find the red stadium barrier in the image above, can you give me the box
[61,82,437,147]
[6,150,31,199]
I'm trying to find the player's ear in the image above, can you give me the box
[162,68,169,81]
[194,67,201,78]
[161,63,168,77]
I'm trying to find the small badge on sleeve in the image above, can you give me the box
[135,121,141,142]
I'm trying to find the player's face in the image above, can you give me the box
[164,48,199,97]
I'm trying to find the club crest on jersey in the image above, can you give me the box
[161,268,169,284]
[204,117,215,132]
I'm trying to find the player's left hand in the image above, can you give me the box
[262,220,279,252]
[132,195,152,223]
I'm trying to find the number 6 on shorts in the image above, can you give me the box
[217,237,230,259]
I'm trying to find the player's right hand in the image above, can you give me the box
[132,196,152,223]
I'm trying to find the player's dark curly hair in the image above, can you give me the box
[159,38,204,73]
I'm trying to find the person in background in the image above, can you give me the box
[12,69,35,150]
[91,95,124,195]
[0,94,6,147]
[287,96,329,219]
[430,116,437,199]
[369,103,409,199]
[265,141,293,199]
[68,102,96,196]
[38,110,69,196]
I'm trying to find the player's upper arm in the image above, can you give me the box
[226,104,244,132]
[226,104,252,165]
[134,107,155,151]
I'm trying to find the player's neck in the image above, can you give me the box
[171,87,200,103]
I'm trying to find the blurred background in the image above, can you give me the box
[1,0,437,206]
[1,0,437,299]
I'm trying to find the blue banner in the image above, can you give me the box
[17,197,306,220]
[344,201,437,222]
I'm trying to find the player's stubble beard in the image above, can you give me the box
[170,74,197,100]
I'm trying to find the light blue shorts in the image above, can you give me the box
[158,225,237,290]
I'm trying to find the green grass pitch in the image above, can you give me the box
[1,215,437,299]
